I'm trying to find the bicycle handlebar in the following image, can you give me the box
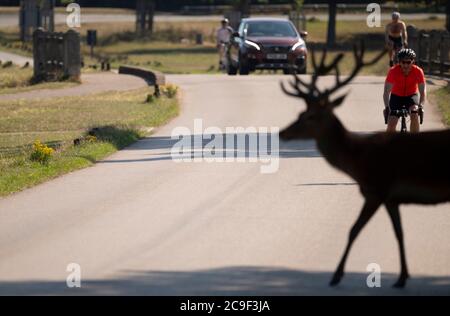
[383,106,424,125]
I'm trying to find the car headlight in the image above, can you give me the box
[244,40,261,51]
[291,42,306,51]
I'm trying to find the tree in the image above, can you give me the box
[232,0,251,17]
[447,0,450,32]
[136,0,155,37]
[326,0,337,47]
[292,0,304,11]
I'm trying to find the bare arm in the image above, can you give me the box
[419,83,426,106]
[385,24,390,44]
[384,82,392,108]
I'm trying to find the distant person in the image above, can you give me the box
[216,18,234,70]
[385,12,408,67]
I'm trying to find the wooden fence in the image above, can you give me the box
[33,28,81,82]
[407,25,450,78]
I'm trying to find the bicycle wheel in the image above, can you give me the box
[401,116,407,132]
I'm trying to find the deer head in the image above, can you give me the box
[279,42,387,140]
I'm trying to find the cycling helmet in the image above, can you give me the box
[392,12,400,19]
[397,48,416,60]
[221,18,229,24]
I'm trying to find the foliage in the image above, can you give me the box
[30,140,54,165]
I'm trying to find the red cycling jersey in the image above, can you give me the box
[385,64,425,96]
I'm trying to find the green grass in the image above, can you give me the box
[431,83,450,127]
[0,64,79,95]
[0,63,32,89]
[304,18,446,43]
[0,87,179,196]
[100,41,220,74]
[306,49,391,76]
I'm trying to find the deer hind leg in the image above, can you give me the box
[330,198,381,286]
[385,202,410,288]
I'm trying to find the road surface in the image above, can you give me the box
[0,74,449,295]
[0,50,32,67]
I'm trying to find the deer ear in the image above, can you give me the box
[330,94,348,109]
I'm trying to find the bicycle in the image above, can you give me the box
[383,105,424,133]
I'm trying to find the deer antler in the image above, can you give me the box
[323,41,387,97]
[281,41,387,102]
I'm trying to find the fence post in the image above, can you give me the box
[64,29,81,81]
[406,25,419,55]
[418,30,429,73]
[440,32,450,76]
[429,30,440,74]
[32,27,45,80]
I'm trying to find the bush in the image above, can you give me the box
[2,61,13,68]
[161,84,178,98]
[85,135,97,143]
[30,140,54,165]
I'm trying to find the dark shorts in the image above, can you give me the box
[389,35,403,49]
[389,93,419,116]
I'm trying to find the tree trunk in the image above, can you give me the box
[147,1,155,35]
[446,0,450,33]
[235,0,251,18]
[326,1,337,48]
[136,0,155,37]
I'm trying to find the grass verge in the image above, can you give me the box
[431,83,450,127]
[0,86,179,196]
[0,64,79,95]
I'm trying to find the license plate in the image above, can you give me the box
[267,53,287,60]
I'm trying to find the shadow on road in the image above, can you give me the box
[97,133,322,164]
[1,266,449,295]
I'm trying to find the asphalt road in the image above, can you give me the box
[0,50,32,67]
[0,74,449,295]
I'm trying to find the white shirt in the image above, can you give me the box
[216,26,233,44]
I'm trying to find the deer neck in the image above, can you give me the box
[315,115,355,175]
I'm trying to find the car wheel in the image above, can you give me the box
[298,64,307,74]
[238,54,250,75]
[283,67,295,75]
[297,59,307,74]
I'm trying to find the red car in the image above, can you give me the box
[226,17,308,75]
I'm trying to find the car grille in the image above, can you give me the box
[263,46,291,53]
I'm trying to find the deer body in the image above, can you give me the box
[311,115,450,205]
[280,43,450,288]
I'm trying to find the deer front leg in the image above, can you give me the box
[385,202,410,288]
[330,198,381,286]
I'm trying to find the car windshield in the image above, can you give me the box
[246,21,297,38]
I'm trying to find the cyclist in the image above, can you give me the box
[216,18,234,70]
[385,12,408,67]
[383,48,426,133]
